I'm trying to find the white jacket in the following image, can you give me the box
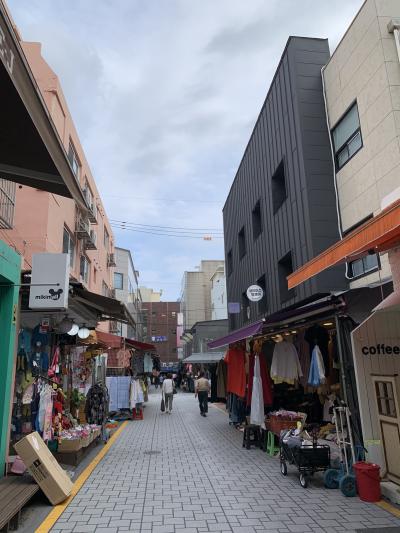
[162,379,174,394]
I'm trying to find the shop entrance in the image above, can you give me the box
[373,376,400,483]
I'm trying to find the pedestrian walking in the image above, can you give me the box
[195,371,210,417]
[162,373,175,414]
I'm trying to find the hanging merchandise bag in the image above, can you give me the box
[48,347,60,380]
[160,393,165,412]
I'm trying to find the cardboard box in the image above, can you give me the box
[14,432,73,505]
[57,438,82,453]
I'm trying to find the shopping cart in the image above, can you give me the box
[280,426,331,488]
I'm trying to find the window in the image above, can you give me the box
[68,141,80,179]
[171,311,176,317]
[332,103,362,170]
[114,272,123,290]
[272,160,287,214]
[238,227,246,259]
[257,274,267,314]
[252,200,262,239]
[80,255,90,284]
[375,381,397,418]
[345,214,380,279]
[242,291,250,322]
[62,227,75,268]
[102,281,108,297]
[171,329,177,334]
[227,250,233,276]
[349,254,379,279]
[104,227,110,249]
[278,252,294,303]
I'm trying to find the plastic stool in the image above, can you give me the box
[266,431,279,456]
[242,425,261,449]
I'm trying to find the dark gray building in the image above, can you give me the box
[224,37,347,330]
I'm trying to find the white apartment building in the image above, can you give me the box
[113,247,142,339]
[210,265,227,320]
[180,260,224,330]
[140,287,162,303]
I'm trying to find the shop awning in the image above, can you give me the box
[125,338,156,352]
[0,3,86,207]
[287,199,400,290]
[96,331,123,349]
[208,320,264,349]
[183,352,225,364]
[70,285,135,326]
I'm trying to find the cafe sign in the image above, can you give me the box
[29,253,69,309]
[246,284,264,302]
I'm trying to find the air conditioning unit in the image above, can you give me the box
[110,288,117,298]
[76,217,90,239]
[107,252,116,267]
[84,229,97,250]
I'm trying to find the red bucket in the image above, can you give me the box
[353,462,381,502]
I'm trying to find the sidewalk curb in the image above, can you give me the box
[35,421,128,533]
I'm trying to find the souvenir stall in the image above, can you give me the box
[208,296,362,467]
[9,318,110,470]
[182,352,225,402]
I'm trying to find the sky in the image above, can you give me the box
[8,0,362,301]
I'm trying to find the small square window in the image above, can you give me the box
[227,250,233,276]
[114,272,123,290]
[238,227,246,259]
[252,200,262,239]
[278,252,295,303]
[272,160,287,214]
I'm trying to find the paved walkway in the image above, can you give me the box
[51,391,400,533]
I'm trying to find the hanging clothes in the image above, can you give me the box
[130,379,144,408]
[216,359,227,399]
[247,353,273,406]
[224,347,246,398]
[227,393,246,424]
[250,356,265,427]
[308,345,326,387]
[294,330,310,388]
[270,341,303,384]
[305,325,330,377]
[85,383,109,424]
[143,354,153,373]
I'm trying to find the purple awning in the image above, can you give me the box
[207,320,264,349]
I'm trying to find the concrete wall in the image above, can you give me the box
[211,268,227,320]
[114,247,141,339]
[323,0,400,288]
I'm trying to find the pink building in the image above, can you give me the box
[6,41,116,309]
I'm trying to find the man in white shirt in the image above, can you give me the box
[162,373,175,414]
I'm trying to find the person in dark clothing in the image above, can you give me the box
[195,371,210,417]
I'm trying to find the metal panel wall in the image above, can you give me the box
[223,37,347,330]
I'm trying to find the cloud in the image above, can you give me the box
[7,0,363,301]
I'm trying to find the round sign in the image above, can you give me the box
[246,285,264,302]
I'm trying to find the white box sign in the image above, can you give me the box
[29,253,69,309]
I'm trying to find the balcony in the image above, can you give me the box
[84,229,97,250]
[107,252,116,267]
[82,187,98,224]
[0,178,16,229]
[75,216,90,240]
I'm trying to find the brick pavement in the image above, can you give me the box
[51,391,400,533]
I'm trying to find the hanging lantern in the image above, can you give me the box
[78,326,90,339]
[67,323,80,336]
[58,316,74,334]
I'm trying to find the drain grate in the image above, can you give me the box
[144,450,161,455]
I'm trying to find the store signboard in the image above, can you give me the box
[246,285,264,302]
[152,335,167,342]
[29,253,69,309]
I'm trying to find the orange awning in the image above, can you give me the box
[288,199,400,290]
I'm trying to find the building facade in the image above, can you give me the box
[5,41,115,308]
[210,265,227,320]
[180,260,224,331]
[140,287,162,303]
[112,247,142,340]
[322,0,400,289]
[223,37,347,332]
[141,301,180,363]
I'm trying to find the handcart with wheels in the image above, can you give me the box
[323,405,357,497]
[280,427,331,488]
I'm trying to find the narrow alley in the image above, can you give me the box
[48,393,400,533]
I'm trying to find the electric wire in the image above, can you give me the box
[111,223,224,239]
[110,219,223,233]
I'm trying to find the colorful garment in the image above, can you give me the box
[224,348,246,398]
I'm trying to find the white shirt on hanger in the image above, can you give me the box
[270,340,303,383]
